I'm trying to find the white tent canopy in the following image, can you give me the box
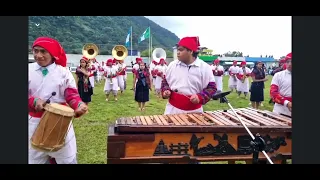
[224,62,254,65]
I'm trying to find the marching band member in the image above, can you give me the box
[228,60,239,92]
[132,57,143,90]
[150,60,158,92]
[103,59,119,101]
[161,36,217,115]
[97,63,104,83]
[76,57,93,105]
[133,61,152,111]
[270,52,292,116]
[115,58,126,94]
[236,61,251,99]
[28,37,88,164]
[100,61,106,81]
[155,58,167,98]
[88,59,96,92]
[211,59,224,92]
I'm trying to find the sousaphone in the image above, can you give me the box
[152,48,166,63]
[112,45,128,61]
[82,43,99,60]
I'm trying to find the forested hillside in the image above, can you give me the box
[29,16,180,57]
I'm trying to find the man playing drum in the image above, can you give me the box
[28,37,88,164]
[161,36,217,115]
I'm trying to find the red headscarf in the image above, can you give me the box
[233,60,237,65]
[159,58,166,64]
[32,37,67,67]
[177,36,200,51]
[284,52,292,62]
[81,56,89,61]
[152,60,158,65]
[107,59,113,66]
[213,59,220,65]
[136,57,143,63]
[241,61,246,66]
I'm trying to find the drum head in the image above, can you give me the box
[44,103,75,117]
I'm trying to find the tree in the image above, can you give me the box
[223,51,243,57]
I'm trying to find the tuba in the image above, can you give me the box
[152,48,166,64]
[112,45,128,61]
[82,43,99,60]
[110,45,128,84]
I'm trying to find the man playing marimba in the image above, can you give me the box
[28,37,88,164]
[270,52,292,116]
[161,36,217,115]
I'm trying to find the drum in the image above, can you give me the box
[31,103,75,152]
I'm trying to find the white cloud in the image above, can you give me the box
[145,16,291,59]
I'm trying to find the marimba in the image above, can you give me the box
[107,108,292,164]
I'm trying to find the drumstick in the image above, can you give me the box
[42,92,56,107]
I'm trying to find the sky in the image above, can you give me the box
[144,16,291,59]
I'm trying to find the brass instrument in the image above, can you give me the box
[106,69,114,85]
[82,43,99,60]
[82,43,99,72]
[241,66,247,83]
[112,45,128,61]
[152,48,166,64]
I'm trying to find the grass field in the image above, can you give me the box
[73,74,275,164]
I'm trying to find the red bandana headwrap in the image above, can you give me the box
[136,57,143,63]
[81,56,89,61]
[177,36,200,52]
[159,58,166,64]
[152,60,158,65]
[284,52,292,62]
[241,61,247,66]
[233,60,237,65]
[32,37,67,67]
[107,59,113,66]
[213,59,220,65]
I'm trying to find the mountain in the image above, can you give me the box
[28,16,180,57]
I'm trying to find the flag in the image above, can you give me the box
[125,27,131,47]
[138,27,150,43]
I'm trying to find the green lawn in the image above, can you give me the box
[73,74,276,164]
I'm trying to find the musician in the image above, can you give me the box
[228,60,239,92]
[133,61,152,111]
[271,58,286,76]
[132,57,143,89]
[76,57,93,104]
[115,58,126,94]
[161,36,217,115]
[250,61,268,109]
[154,58,167,98]
[103,59,119,101]
[28,37,88,164]
[211,59,224,92]
[270,52,292,116]
[88,59,97,90]
[236,61,251,99]
[99,65,105,82]
[149,60,158,93]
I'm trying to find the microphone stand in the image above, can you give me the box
[213,91,273,164]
